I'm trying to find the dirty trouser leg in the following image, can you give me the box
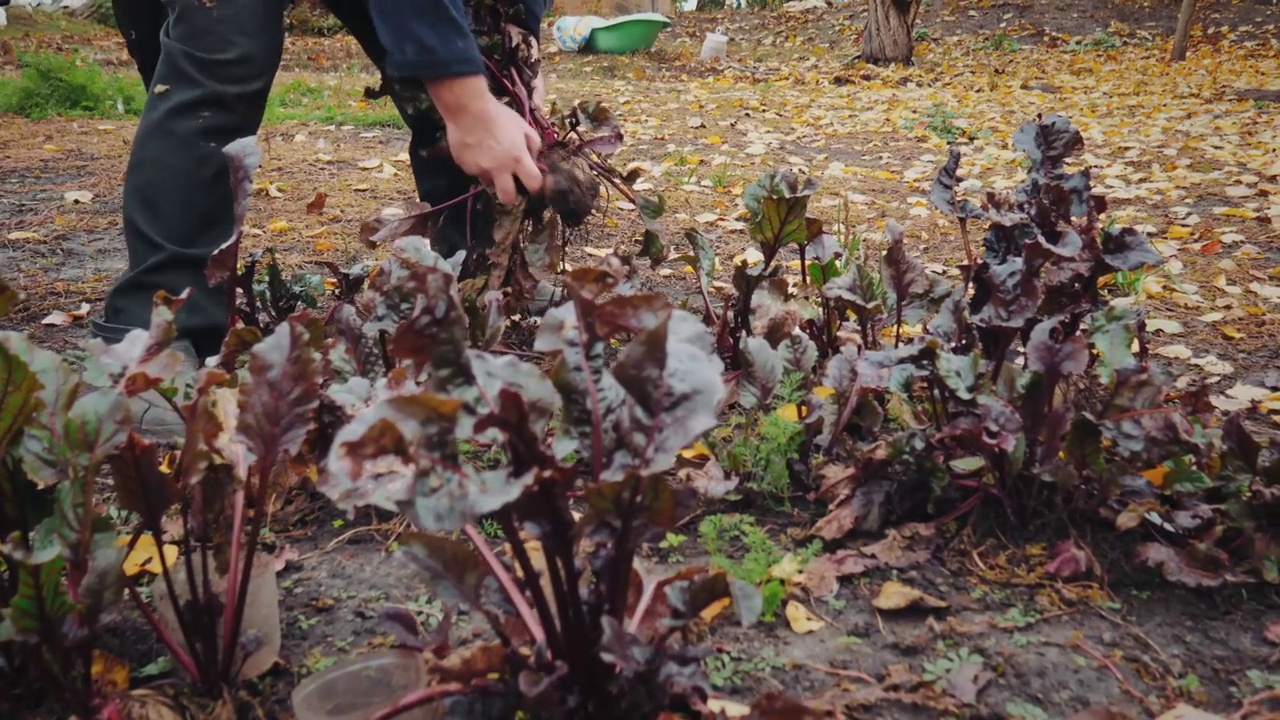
[93,0,290,361]
[321,0,494,263]
[111,0,168,90]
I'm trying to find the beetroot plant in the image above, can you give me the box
[316,237,764,719]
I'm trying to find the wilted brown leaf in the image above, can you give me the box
[306,191,327,215]
[871,580,948,611]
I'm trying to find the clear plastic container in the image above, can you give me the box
[292,649,441,720]
[151,553,281,681]
[700,29,729,62]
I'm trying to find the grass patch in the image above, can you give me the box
[0,52,145,120]
[0,63,403,128]
[0,8,111,40]
[264,78,402,128]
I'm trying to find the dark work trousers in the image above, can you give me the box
[97,0,494,360]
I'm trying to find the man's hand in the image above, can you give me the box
[428,75,544,206]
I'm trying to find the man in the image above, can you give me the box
[101,0,547,437]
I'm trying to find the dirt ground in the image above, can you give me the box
[2,0,1279,718]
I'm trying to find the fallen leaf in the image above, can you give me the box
[776,403,804,423]
[1145,318,1184,334]
[785,600,826,634]
[352,184,371,191]
[687,116,706,128]
[1154,704,1225,720]
[64,190,93,205]
[798,551,880,598]
[699,597,732,624]
[1210,396,1252,413]
[1154,345,1193,360]
[119,535,179,577]
[769,554,805,583]
[1044,539,1089,580]
[6,231,41,240]
[305,191,327,215]
[1265,620,1280,645]
[940,661,992,704]
[706,698,751,718]
[266,219,290,233]
[357,158,383,169]
[679,442,712,461]
[1225,383,1270,402]
[91,650,130,694]
[313,239,337,252]
[40,311,73,326]
[272,545,301,572]
[871,580,948,611]
[1220,326,1245,340]
[1141,466,1169,488]
[679,458,737,499]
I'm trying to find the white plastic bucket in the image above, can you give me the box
[700,29,728,62]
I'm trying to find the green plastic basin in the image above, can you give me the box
[584,13,672,54]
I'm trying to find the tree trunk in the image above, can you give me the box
[1170,0,1195,61]
[863,0,922,65]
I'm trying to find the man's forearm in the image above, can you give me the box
[426,75,497,125]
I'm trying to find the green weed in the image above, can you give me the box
[922,646,984,683]
[1065,32,1122,51]
[974,31,1020,53]
[263,78,402,128]
[702,650,785,689]
[0,52,145,120]
[697,514,822,621]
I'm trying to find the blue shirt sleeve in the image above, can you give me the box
[369,0,548,81]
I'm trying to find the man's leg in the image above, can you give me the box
[321,0,493,263]
[93,0,290,362]
[111,0,168,90]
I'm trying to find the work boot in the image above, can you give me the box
[130,340,200,444]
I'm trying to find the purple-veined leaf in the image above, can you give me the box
[0,277,17,319]
[744,171,820,256]
[637,193,666,265]
[930,147,985,220]
[0,339,39,456]
[1026,316,1089,377]
[108,433,179,526]
[882,220,953,327]
[1101,226,1162,272]
[737,336,783,410]
[206,136,262,287]
[1013,113,1083,173]
[968,258,1041,329]
[81,290,189,397]
[778,331,818,374]
[236,316,321,464]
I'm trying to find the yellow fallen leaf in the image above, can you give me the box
[1220,326,1245,340]
[119,535,179,577]
[1141,466,1169,488]
[6,231,41,241]
[706,135,723,146]
[91,650,130,694]
[699,597,732,623]
[1166,225,1194,239]
[706,698,751,718]
[871,580,948,611]
[679,442,712,461]
[785,600,826,634]
[775,403,805,423]
[812,385,836,399]
[313,239,337,252]
[266,219,290,233]
[1216,207,1258,220]
[769,553,804,583]
[323,278,339,291]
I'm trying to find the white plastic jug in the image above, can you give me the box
[700,29,728,62]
